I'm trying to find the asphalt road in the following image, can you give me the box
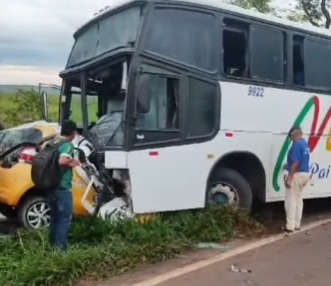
[159,222,331,286]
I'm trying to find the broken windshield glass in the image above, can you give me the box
[0,128,43,155]
[89,113,124,148]
[84,59,128,148]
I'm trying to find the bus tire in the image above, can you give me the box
[206,168,253,210]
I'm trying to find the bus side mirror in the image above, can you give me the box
[41,91,49,121]
[136,74,150,114]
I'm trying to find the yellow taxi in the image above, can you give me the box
[0,121,97,228]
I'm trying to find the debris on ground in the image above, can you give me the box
[230,264,252,273]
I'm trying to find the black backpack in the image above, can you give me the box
[31,140,66,190]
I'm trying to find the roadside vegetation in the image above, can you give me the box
[0,90,98,128]
[0,207,263,286]
[0,90,56,127]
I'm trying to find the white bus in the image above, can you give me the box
[58,0,331,214]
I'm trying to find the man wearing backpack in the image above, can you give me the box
[49,120,80,251]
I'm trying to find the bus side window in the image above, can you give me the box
[250,26,284,82]
[223,18,249,78]
[293,35,305,86]
[136,75,179,131]
[303,38,331,90]
[186,77,218,138]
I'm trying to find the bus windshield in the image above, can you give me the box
[87,60,128,148]
[67,5,142,68]
[61,58,129,148]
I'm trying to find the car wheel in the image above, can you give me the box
[18,196,51,229]
[206,168,253,210]
[0,203,17,219]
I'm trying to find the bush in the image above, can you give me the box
[0,207,263,286]
[0,90,59,128]
[3,89,43,127]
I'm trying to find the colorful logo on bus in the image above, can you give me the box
[272,96,331,192]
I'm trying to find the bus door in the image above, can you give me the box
[127,64,219,213]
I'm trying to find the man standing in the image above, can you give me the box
[49,120,80,251]
[284,126,310,233]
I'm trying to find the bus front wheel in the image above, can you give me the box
[206,168,253,210]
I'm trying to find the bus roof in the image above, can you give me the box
[76,0,331,38]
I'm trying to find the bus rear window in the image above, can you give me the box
[143,8,217,71]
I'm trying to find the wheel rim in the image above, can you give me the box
[207,181,239,207]
[26,201,51,229]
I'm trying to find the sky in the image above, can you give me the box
[0,0,115,85]
[0,0,291,85]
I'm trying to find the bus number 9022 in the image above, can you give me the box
[248,86,264,97]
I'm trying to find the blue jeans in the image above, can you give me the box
[49,187,73,252]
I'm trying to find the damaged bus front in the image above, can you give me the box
[59,1,155,217]
[59,2,143,217]
[60,0,225,217]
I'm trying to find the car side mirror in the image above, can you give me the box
[136,74,150,114]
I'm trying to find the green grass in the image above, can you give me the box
[0,91,98,128]
[0,207,263,286]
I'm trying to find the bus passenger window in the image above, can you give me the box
[293,36,305,86]
[186,78,217,138]
[250,26,284,82]
[304,38,331,90]
[136,75,179,131]
[144,9,217,71]
[223,19,248,77]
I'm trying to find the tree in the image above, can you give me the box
[228,0,274,13]
[289,0,331,28]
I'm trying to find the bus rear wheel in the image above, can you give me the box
[206,168,253,210]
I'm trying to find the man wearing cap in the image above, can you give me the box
[284,126,310,233]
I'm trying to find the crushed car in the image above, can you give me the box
[0,121,133,229]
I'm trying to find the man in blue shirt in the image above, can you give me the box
[284,126,310,233]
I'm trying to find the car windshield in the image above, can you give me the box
[0,128,43,154]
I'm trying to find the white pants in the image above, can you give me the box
[284,172,310,231]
